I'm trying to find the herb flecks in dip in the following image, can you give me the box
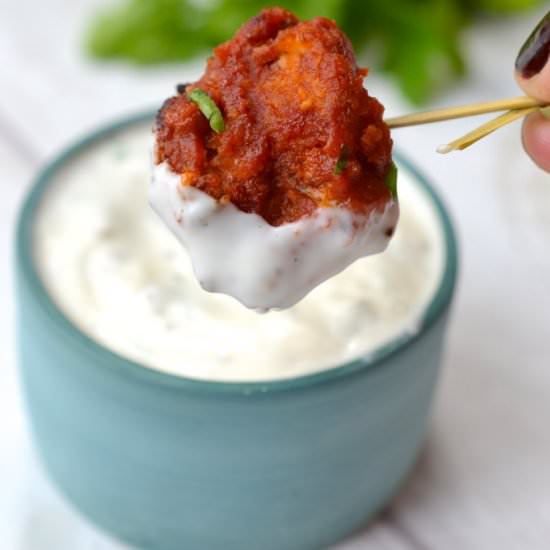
[36,124,443,382]
[155,8,393,226]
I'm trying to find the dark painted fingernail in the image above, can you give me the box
[516,11,550,79]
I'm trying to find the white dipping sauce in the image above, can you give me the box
[150,159,398,311]
[35,123,444,382]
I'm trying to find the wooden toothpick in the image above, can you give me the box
[384,96,548,154]
[385,96,545,129]
[437,107,539,154]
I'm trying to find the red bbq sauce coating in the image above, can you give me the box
[155,7,393,227]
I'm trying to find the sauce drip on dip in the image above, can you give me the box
[151,7,399,310]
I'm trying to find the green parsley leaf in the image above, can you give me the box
[187,88,225,133]
[384,161,398,199]
[334,144,349,176]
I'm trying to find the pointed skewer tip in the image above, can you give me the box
[437,144,453,154]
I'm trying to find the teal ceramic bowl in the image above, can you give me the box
[15,113,457,550]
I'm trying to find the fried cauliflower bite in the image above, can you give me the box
[155,7,394,227]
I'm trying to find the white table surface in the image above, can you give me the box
[1,2,550,549]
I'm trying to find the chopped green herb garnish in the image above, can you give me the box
[384,162,398,199]
[187,88,225,133]
[334,144,349,176]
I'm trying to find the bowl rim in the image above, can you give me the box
[16,111,458,395]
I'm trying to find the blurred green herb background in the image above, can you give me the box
[85,0,544,104]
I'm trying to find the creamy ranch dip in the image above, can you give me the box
[34,122,444,382]
[150,159,398,311]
